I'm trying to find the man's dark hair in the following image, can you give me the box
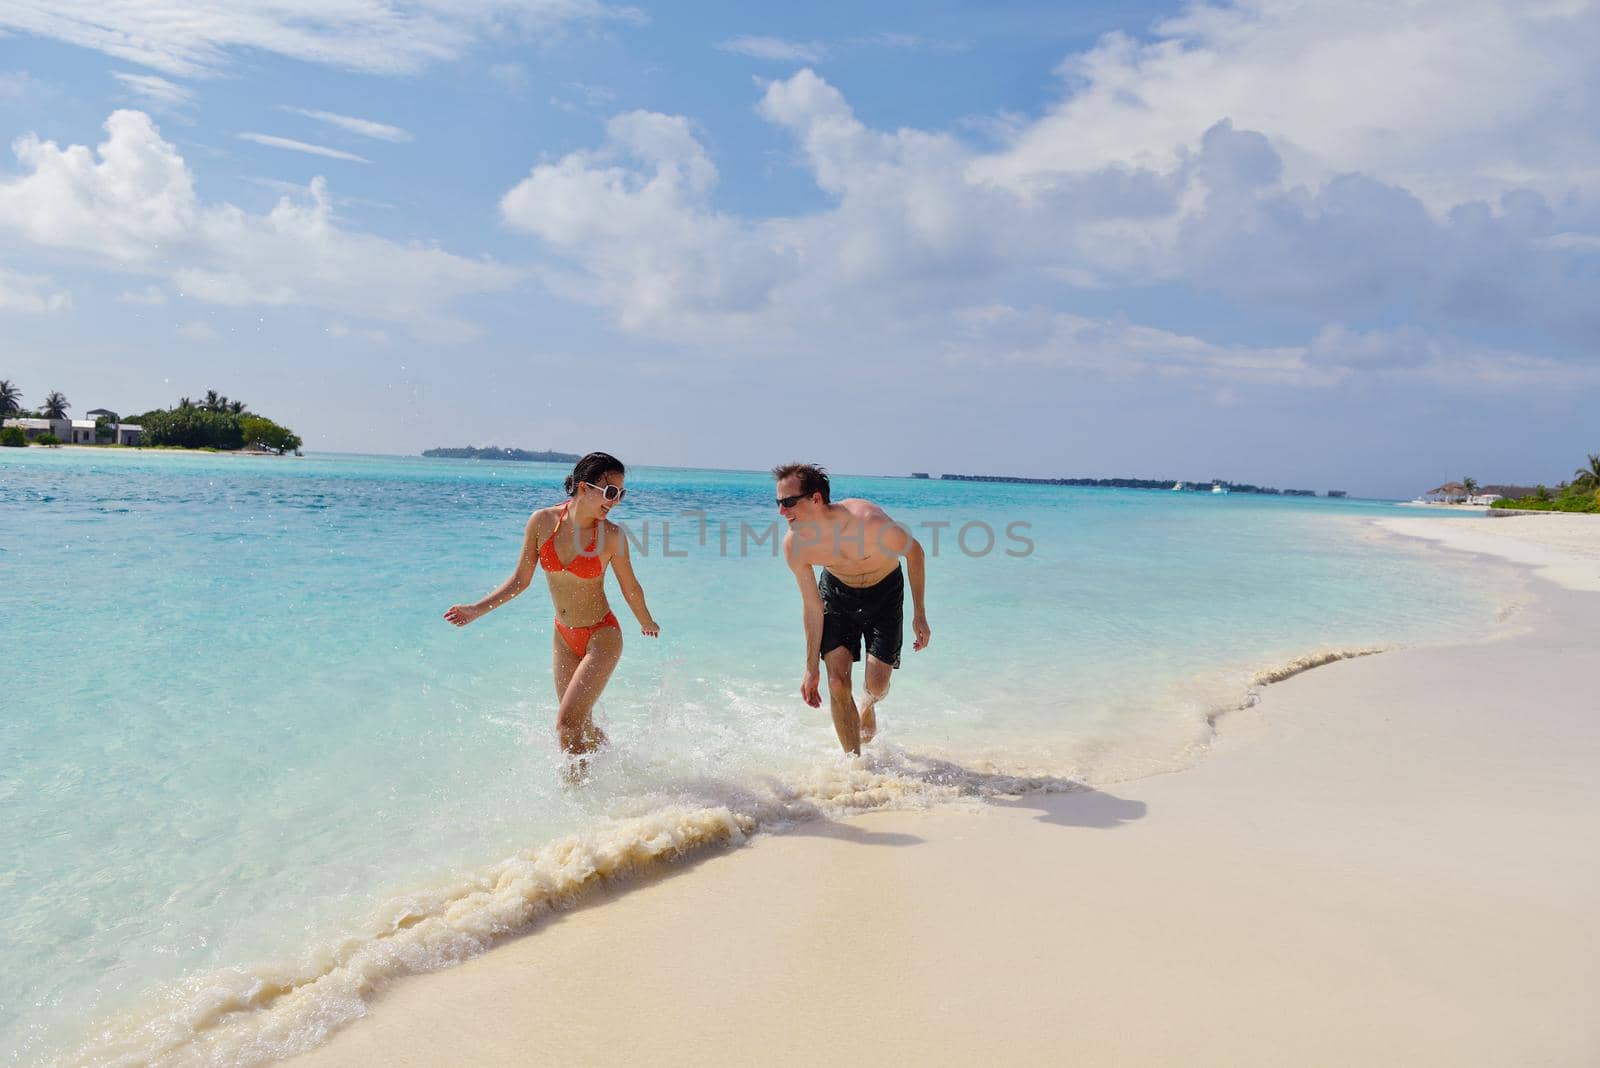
[771,461,830,504]
[565,451,625,495]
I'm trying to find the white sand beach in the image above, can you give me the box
[290,514,1600,1067]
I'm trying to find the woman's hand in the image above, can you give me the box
[640,616,661,638]
[444,603,485,627]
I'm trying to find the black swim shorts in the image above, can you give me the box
[818,565,904,669]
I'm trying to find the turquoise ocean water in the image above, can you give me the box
[1,450,1504,1065]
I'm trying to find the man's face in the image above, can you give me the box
[775,476,818,524]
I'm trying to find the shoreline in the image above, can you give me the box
[54,511,1597,1066]
[288,511,1600,1061]
[11,443,295,457]
[277,513,1599,1067]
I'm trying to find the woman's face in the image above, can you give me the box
[580,470,626,518]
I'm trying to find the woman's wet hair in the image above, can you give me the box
[565,451,626,496]
[770,461,830,504]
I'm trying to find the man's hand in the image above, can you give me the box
[444,604,484,627]
[800,667,822,708]
[912,614,931,651]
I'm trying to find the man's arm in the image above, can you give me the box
[785,534,825,707]
[904,535,930,650]
[876,515,930,652]
[444,513,541,626]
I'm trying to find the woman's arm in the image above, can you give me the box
[444,513,542,626]
[608,526,660,637]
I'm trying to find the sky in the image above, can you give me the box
[0,0,1597,498]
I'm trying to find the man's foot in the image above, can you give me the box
[858,697,878,745]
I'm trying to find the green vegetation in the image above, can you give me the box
[138,406,247,449]
[42,391,70,419]
[239,414,303,453]
[0,379,21,417]
[1494,479,1600,513]
[133,390,302,453]
[1573,453,1600,493]
[0,426,25,447]
[33,432,62,446]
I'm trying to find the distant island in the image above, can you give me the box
[423,446,580,463]
[933,473,1338,496]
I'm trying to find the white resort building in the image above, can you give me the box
[6,408,144,445]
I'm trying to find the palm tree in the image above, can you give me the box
[1573,453,1600,491]
[228,399,246,415]
[1462,476,1478,499]
[178,397,194,410]
[43,391,69,419]
[0,380,20,418]
[203,389,223,413]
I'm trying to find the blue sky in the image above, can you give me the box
[1,0,1596,497]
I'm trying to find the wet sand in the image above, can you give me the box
[289,514,1600,1066]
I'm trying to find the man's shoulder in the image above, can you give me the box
[839,497,890,521]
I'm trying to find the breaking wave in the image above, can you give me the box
[63,751,1076,1068]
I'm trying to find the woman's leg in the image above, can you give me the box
[552,626,580,701]
[556,626,622,756]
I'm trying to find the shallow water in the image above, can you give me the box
[0,449,1501,1065]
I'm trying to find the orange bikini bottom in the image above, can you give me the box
[555,611,619,657]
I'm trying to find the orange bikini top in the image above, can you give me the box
[539,503,606,579]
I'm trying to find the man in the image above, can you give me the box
[774,462,930,755]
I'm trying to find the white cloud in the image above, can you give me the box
[117,285,167,305]
[0,1,643,78]
[502,109,793,334]
[947,304,1334,387]
[241,175,395,210]
[112,72,194,109]
[327,321,389,343]
[947,311,1600,393]
[0,110,517,337]
[177,319,220,341]
[1305,324,1600,390]
[281,107,412,143]
[973,0,1600,211]
[499,59,1600,383]
[715,35,827,63]
[0,267,70,312]
[238,133,369,163]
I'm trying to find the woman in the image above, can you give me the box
[445,452,659,767]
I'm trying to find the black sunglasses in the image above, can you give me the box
[776,493,809,508]
[583,481,626,502]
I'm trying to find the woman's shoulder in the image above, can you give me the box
[526,503,565,534]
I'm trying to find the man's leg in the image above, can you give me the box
[822,645,862,755]
[859,654,892,744]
